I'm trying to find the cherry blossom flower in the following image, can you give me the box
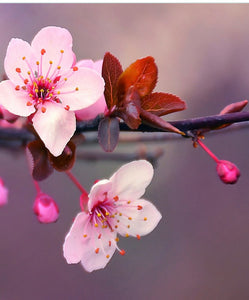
[75,59,107,121]
[0,178,8,207]
[63,160,162,272]
[0,26,104,156]
[33,193,59,223]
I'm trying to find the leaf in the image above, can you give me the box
[141,92,186,116]
[49,141,76,172]
[26,140,53,181]
[117,87,141,129]
[102,52,123,109]
[140,109,184,135]
[219,100,248,115]
[98,117,120,152]
[117,56,158,101]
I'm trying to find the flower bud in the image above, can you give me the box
[216,160,240,184]
[33,193,59,223]
[0,178,8,207]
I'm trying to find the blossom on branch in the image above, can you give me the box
[75,59,107,121]
[0,178,8,207]
[33,192,59,223]
[0,26,104,156]
[63,160,162,272]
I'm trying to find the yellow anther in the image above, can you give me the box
[75,87,79,91]
[127,225,130,228]
[83,234,87,238]
[117,220,120,223]
[64,78,67,81]
[94,223,98,227]
[40,89,44,93]
[57,66,61,70]
[49,93,53,98]
[57,91,61,95]
[127,201,131,204]
[97,213,101,217]
[144,217,147,221]
[125,233,129,237]
[36,61,39,65]
[119,213,122,216]
[105,212,110,216]
[106,255,110,259]
[35,89,39,93]
[22,56,26,60]
[29,94,33,97]
[115,237,119,242]
[115,225,118,228]
[60,49,64,53]
[27,71,31,75]
[49,61,53,64]
[128,217,132,220]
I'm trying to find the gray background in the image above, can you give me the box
[0,4,248,300]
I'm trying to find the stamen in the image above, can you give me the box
[94,223,98,227]
[16,68,21,73]
[15,85,20,91]
[114,196,119,202]
[83,234,87,238]
[144,217,147,221]
[95,248,99,254]
[137,205,143,210]
[136,235,141,240]
[73,66,78,71]
[41,49,46,55]
[41,107,46,113]
[119,249,126,256]
[106,255,110,259]
[26,101,32,106]
[98,233,101,239]
[64,105,70,111]
[125,233,129,237]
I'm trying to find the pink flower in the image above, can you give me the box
[0,178,8,207]
[216,160,240,184]
[0,26,104,156]
[75,59,107,121]
[63,160,162,272]
[33,193,59,223]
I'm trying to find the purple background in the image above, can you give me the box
[0,4,249,300]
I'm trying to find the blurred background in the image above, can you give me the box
[0,3,249,300]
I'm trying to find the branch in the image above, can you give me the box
[1,111,249,147]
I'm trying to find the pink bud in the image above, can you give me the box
[0,178,8,207]
[33,193,59,223]
[216,160,240,184]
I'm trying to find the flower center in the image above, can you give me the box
[14,48,79,113]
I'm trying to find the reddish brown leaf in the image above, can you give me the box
[117,87,141,129]
[98,117,120,152]
[102,52,123,109]
[140,109,184,135]
[117,56,158,101]
[219,100,248,115]
[26,140,53,181]
[141,92,186,116]
[49,141,76,172]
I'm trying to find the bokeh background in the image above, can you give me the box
[0,3,249,300]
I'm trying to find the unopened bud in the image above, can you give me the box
[33,193,59,223]
[216,160,240,184]
[0,178,8,207]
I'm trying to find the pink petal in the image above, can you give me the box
[88,180,112,212]
[58,68,104,111]
[110,160,154,199]
[80,223,117,272]
[75,95,106,121]
[115,199,162,237]
[63,212,89,264]
[76,59,95,69]
[32,102,76,156]
[31,26,75,78]
[0,80,35,116]
[4,38,36,85]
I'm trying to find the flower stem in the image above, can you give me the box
[65,170,88,195]
[33,180,42,194]
[197,139,219,163]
